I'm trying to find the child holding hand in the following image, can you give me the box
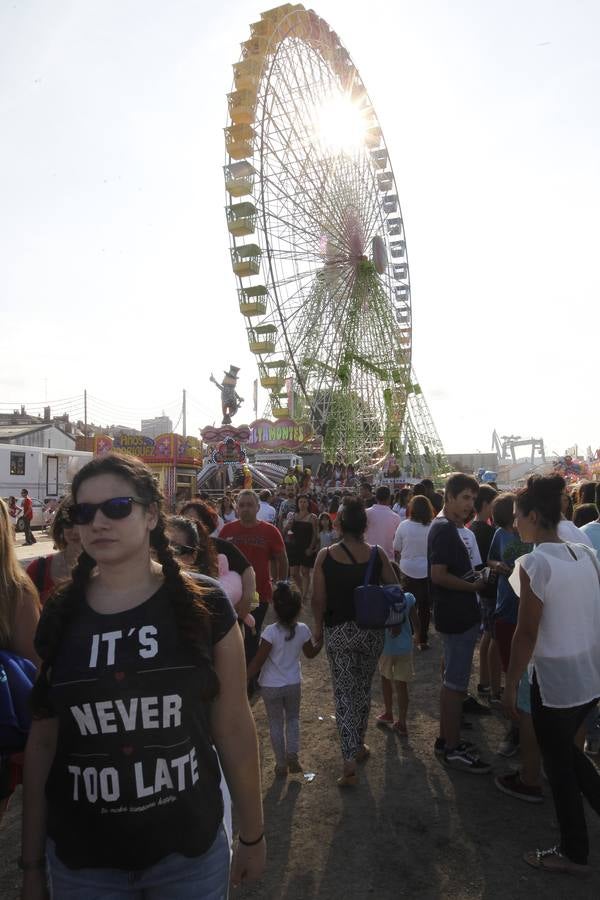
[376,586,419,735]
[247,581,322,775]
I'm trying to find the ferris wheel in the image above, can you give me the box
[224,4,447,474]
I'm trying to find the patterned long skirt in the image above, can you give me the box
[325,621,385,761]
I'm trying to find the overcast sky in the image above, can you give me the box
[1,0,598,456]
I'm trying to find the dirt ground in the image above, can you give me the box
[2,607,599,899]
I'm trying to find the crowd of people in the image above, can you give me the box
[1,454,600,894]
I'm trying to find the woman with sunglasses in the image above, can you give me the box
[166,515,219,575]
[181,499,256,623]
[166,515,255,631]
[21,453,264,898]
[25,497,82,606]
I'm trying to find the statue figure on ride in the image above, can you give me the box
[210,365,244,425]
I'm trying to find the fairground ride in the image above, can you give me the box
[223,4,447,476]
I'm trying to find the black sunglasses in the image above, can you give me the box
[70,496,147,525]
[170,542,197,557]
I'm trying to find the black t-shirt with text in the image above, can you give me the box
[427,517,480,634]
[37,584,236,870]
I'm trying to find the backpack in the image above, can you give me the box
[0,651,37,751]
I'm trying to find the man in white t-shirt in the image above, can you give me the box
[557,516,594,548]
[459,524,483,571]
[365,486,400,559]
[580,484,600,559]
[257,489,276,524]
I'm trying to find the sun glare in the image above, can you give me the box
[312,94,368,154]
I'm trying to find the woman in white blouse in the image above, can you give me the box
[219,495,238,524]
[504,474,600,878]
[392,495,434,649]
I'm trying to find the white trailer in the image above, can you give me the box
[0,443,92,503]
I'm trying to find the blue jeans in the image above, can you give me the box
[440,623,480,692]
[47,825,230,899]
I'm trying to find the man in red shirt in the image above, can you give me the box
[20,488,36,545]
[220,489,288,668]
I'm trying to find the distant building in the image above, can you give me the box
[0,423,76,450]
[0,406,79,448]
[141,416,173,439]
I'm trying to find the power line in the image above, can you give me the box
[86,394,181,415]
[187,395,216,416]
[0,394,83,407]
[0,389,191,433]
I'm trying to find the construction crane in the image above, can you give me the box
[492,430,546,465]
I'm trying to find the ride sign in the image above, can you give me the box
[248,419,313,450]
[93,434,202,465]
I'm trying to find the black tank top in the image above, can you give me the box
[290,519,314,551]
[322,546,383,626]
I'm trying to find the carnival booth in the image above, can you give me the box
[92,433,203,509]
[198,426,257,491]
[198,418,315,491]
[553,454,592,485]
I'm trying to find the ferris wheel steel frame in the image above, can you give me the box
[223,4,447,475]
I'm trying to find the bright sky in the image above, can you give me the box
[1,0,598,456]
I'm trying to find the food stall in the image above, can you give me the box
[92,433,203,510]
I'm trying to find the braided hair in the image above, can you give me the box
[32,453,218,716]
[32,548,96,716]
[191,519,219,579]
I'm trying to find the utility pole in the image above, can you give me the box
[182,389,187,438]
[84,389,88,442]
